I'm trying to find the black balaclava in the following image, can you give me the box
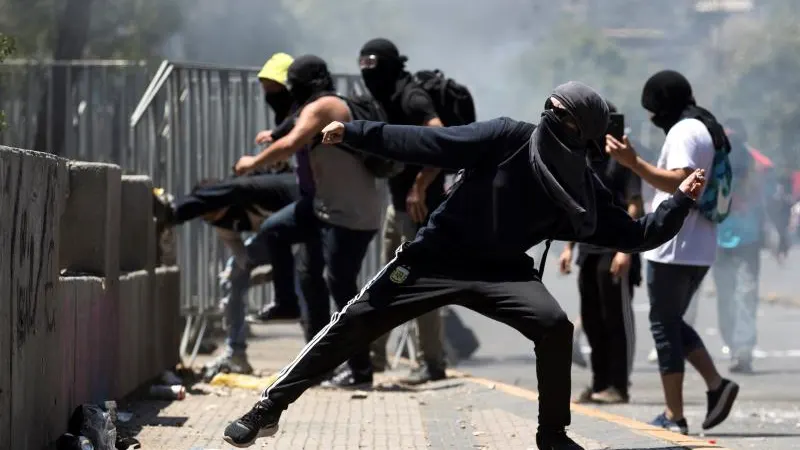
[264,88,294,125]
[286,55,336,107]
[530,81,610,238]
[641,70,695,133]
[642,70,731,152]
[359,38,408,101]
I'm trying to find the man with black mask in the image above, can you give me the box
[257,53,295,138]
[606,70,739,435]
[224,81,707,450]
[358,37,450,384]
[234,55,384,389]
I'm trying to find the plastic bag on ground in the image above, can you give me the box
[68,404,116,450]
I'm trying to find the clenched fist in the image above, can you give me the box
[321,121,345,145]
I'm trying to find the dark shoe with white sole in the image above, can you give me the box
[702,378,739,430]
[223,402,282,448]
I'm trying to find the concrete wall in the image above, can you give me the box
[0,146,182,450]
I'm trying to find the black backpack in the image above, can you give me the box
[408,70,476,126]
[337,94,405,178]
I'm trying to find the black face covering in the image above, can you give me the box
[642,70,731,152]
[286,55,336,107]
[264,89,294,125]
[530,81,609,238]
[361,68,399,100]
[641,70,695,133]
[359,38,407,101]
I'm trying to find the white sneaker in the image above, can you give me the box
[647,348,658,363]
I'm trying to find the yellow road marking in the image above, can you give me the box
[447,367,736,450]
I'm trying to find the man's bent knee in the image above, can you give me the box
[545,310,573,336]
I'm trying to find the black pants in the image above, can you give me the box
[578,253,636,395]
[173,172,299,224]
[260,245,574,431]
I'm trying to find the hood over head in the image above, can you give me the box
[530,81,609,239]
[642,70,731,153]
[641,70,695,133]
[286,55,335,107]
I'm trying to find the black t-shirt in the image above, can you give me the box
[385,86,446,215]
[577,156,643,259]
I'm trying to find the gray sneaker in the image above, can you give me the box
[729,358,753,374]
[203,352,254,381]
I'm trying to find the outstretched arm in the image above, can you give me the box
[235,97,343,175]
[339,117,512,170]
[580,170,704,253]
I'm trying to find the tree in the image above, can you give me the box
[512,19,653,130]
[0,0,184,59]
[0,0,184,153]
[703,6,800,169]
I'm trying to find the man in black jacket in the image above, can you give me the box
[223,81,707,450]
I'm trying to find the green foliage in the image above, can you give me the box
[0,0,183,59]
[513,9,800,169]
[703,9,800,168]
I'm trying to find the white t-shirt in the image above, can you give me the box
[643,118,717,266]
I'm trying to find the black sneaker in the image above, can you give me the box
[319,368,373,390]
[399,363,446,385]
[223,402,281,448]
[702,378,739,430]
[248,303,301,323]
[536,430,584,449]
[649,412,688,435]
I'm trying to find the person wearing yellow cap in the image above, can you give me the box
[256,52,295,145]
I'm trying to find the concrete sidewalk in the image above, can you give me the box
[118,323,735,450]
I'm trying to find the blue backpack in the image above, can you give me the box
[696,139,733,224]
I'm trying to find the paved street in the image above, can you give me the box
[122,325,725,450]
[454,244,800,450]
[116,244,797,450]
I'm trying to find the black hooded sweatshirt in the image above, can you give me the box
[338,84,695,278]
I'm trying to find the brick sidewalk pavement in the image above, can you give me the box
[117,323,735,450]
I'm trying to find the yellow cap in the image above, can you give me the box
[257,53,294,86]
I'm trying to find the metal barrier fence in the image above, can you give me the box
[0,59,152,161]
[1,58,387,360]
[128,60,383,320]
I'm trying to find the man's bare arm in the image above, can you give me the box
[629,157,692,194]
[250,97,343,169]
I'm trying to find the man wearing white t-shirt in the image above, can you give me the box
[606,70,739,436]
